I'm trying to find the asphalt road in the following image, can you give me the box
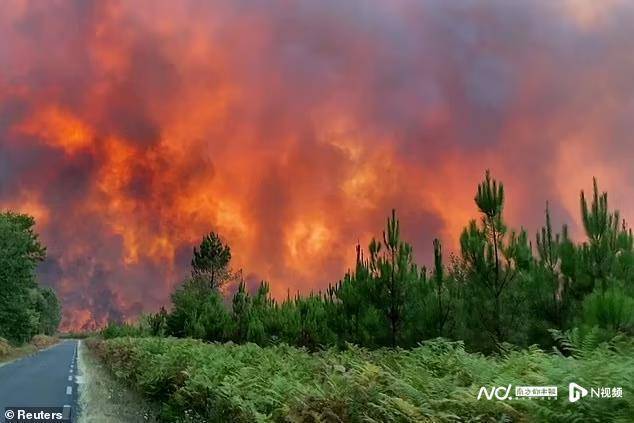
[0,340,78,422]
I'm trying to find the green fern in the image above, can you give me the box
[87,337,634,423]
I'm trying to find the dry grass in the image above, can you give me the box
[0,335,59,365]
[0,337,11,356]
[31,334,59,349]
[77,340,158,423]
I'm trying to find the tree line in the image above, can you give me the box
[0,212,61,344]
[107,171,634,353]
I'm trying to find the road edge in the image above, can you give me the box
[0,339,63,368]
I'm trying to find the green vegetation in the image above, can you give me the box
[95,171,634,421]
[112,171,633,353]
[0,212,61,345]
[88,336,633,422]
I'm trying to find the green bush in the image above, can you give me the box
[581,285,634,333]
[101,322,147,339]
[88,337,634,422]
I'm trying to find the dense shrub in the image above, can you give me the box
[89,337,634,422]
[101,322,147,339]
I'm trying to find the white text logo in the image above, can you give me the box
[477,385,513,400]
[569,383,588,403]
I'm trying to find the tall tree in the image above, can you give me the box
[0,212,49,343]
[167,233,234,340]
[35,286,62,336]
[459,171,531,350]
[431,238,451,336]
[167,277,230,341]
[369,210,424,347]
[578,179,634,333]
[191,232,233,290]
[232,278,251,342]
[533,203,576,330]
[579,178,632,294]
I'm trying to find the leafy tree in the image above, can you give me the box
[35,286,62,336]
[0,212,51,344]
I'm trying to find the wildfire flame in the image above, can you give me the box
[1,0,633,330]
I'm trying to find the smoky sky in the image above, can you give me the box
[1,0,634,329]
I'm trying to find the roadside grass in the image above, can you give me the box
[88,336,634,422]
[77,340,159,423]
[0,335,59,365]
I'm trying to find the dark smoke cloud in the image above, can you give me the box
[1,0,634,329]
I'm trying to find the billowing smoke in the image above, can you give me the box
[1,0,634,329]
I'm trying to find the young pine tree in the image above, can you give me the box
[534,203,574,329]
[459,171,532,350]
[369,210,424,347]
[578,179,634,333]
[191,232,233,290]
[333,243,382,346]
[579,178,632,294]
[232,278,251,343]
[430,238,452,337]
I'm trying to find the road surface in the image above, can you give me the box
[0,340,78,422]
